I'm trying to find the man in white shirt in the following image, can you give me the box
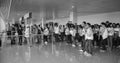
[65,26,71,44]
[25,25,30,45]
[70,26,76,47]
[107,23,114,51]
[59,25,65,41]
[99,23,108,52]
[80,22,87,53]
[84,23,93,56]
[44,26,49,45]
[54,23,60,42]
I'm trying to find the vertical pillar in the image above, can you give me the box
[52,8,56,20]
[40,7,46,46]
[41,7,46,28]
[69,3,77,24]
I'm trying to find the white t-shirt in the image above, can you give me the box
[25,27,30,37]
[107,27,114,36]
[85,27,93,40]
[65,28,70,35]
[78,28,83,36]
[59,27,64,33]
[54,27,59,34]
[44,28,49,35]
[114,28,119,37]
[102,28,108,39]
[100,27,108,39]
[114,28,119,32]
[70,29,76,36]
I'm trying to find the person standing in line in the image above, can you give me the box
[11,24,16,45]
[107,23,114,52]
[37,25,42,44]
[114,24,120,48]
[99,23,108,52]
[77,25,83,49]
[54,23,60,42]
[43,25,49,45]
[59,25,64,42]
[18,25,23,45]
[65,25,71,44]
[93,24,100,48]
[70,25,76,47]
[81,21,87,53]
[84,23,94,56]
[25,25,30,45]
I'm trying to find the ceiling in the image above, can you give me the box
[0,0,120,18]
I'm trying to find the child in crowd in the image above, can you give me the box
[99,23,108,52]
[81,22,86,53]
[70,25,76,47]
[93,24,100,48]
[25,25,30,45]
[43,25,49,45]
[65,25,71,44]
[114,24,120,48]
[107,23,114,51]
[84,23,94,56]
[5,20,120,57]
[54,23,60,42]
[59,25,64,42]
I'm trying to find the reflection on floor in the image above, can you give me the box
[0,42,120,63]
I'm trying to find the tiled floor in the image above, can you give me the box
[0,42,120,63]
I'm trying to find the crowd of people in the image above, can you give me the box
[1,20,120,56]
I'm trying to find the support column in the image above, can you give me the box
[69,3,77,24]
[52,8,56,20]
[41,7,46,28]
[40,7,46,46]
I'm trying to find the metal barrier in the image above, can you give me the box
[0,32,68,48]
[0,33,46,47]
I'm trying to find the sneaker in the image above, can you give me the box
[72,44,76,47]
[79,50,83,54]
[84,51,87,55]
[78,44,81,47]
[94,46,98,48]
[86,53,92,57]
[79,49,83,52]
[45,41,48,45]
[84,51,92,57]
[100,50,105,52]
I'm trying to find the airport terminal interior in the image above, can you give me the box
[0,0,120,63]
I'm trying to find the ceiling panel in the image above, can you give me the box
[0,0,120,16]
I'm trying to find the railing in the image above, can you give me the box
[0,33,47,47]
[0,32,68,47]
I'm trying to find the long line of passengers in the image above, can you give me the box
[2,21,120,56]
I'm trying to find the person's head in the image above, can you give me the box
[59,25,62,28]
[112,23,116,28]
[82,21,86,27]
[85,23,91,28]
[79,25,83,29]
[109,23,113,28]
[116,23,120,28]
[101,22,106,28]
[54,22,58,27]
[106,21,110,24]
